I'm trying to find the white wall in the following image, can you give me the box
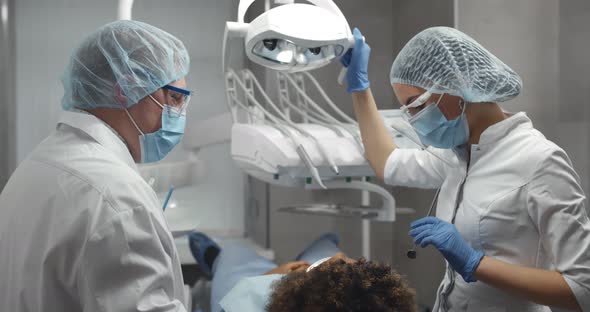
[559,0,590,198]
[14,0,240,162]
[456,0,559,127]
[15,0,117,163]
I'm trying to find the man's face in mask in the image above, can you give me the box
[128,78,188,135]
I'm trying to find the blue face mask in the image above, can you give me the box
[125,95,186,163]
[408,94,469,149]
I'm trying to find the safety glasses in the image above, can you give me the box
[161,85,192,116]
[400,91,444,120]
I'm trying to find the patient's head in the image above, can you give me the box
[266,253,416,312]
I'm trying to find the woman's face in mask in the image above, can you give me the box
[392,83,464,121]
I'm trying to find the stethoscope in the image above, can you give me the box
[407,188,441,259]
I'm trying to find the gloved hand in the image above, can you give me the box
[340,28,371,93]
[409,217,484,283]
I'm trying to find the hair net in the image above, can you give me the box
[61,20,190,110]
[390,27,522,103]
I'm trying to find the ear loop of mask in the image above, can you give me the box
[148,94,166,110]
[123,108,148,163]
[125,93,176,136]
[444,95,466,117]
[459,98,469,141]
[124,108,145,136]
[123,94,165,136]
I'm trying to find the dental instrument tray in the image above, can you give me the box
[230,109,421,187]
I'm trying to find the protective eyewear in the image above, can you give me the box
[161,84,192,116]
[400,91,445,120]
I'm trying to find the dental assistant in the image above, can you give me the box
[341,27,590,311]
[0,20,192,311]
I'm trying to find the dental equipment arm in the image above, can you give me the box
[227,70,327,188]
[280,75,340,125]
[117,0,134,20]
[321,180,395,214]
[300,72,357,124]
[281,73,349,125]
[278,96,346,137]
[243,70,340,175]
[295,143,326,189]
[352,89,397,181]
[280,73,364,152]
[279,74,350,126]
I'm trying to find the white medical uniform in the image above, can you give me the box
[0,111,187,312]
[384,113,590,312]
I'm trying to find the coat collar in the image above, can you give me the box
[476,112,532,146]
[57,111,137,170]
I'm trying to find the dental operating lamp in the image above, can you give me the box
[223,0,354,73]
[115,0,407,262]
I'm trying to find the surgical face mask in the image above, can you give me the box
[125,95,186,163]
[405,93,469,149]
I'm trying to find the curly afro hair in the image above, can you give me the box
[265,258,416,312]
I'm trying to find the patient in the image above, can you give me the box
[189,232,416,312]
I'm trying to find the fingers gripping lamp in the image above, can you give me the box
[223,0,354,73]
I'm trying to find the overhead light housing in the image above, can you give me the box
[223,0,353,73]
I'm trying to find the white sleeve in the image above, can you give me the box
[78,205,187,312]
[527,149,590,311]
[383,148,450,189]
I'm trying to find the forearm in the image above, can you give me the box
[474,256,581,311]
[351,89,397,180]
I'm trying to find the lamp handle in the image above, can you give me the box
[238,0,346,24]
[117,0,134,20]
[237,0,256,23]
[222,22,250,73]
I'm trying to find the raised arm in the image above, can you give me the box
[341,28,396,181]
[342,28,446,186]
[351,89,397,180]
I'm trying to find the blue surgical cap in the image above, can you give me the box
[61,20,190,110]
[390,27,522,103]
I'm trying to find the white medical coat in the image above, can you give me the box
[384,113,590,311]
[0,111,187,311]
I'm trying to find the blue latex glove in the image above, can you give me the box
[409,217,484,283]
[340,28,370,93]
